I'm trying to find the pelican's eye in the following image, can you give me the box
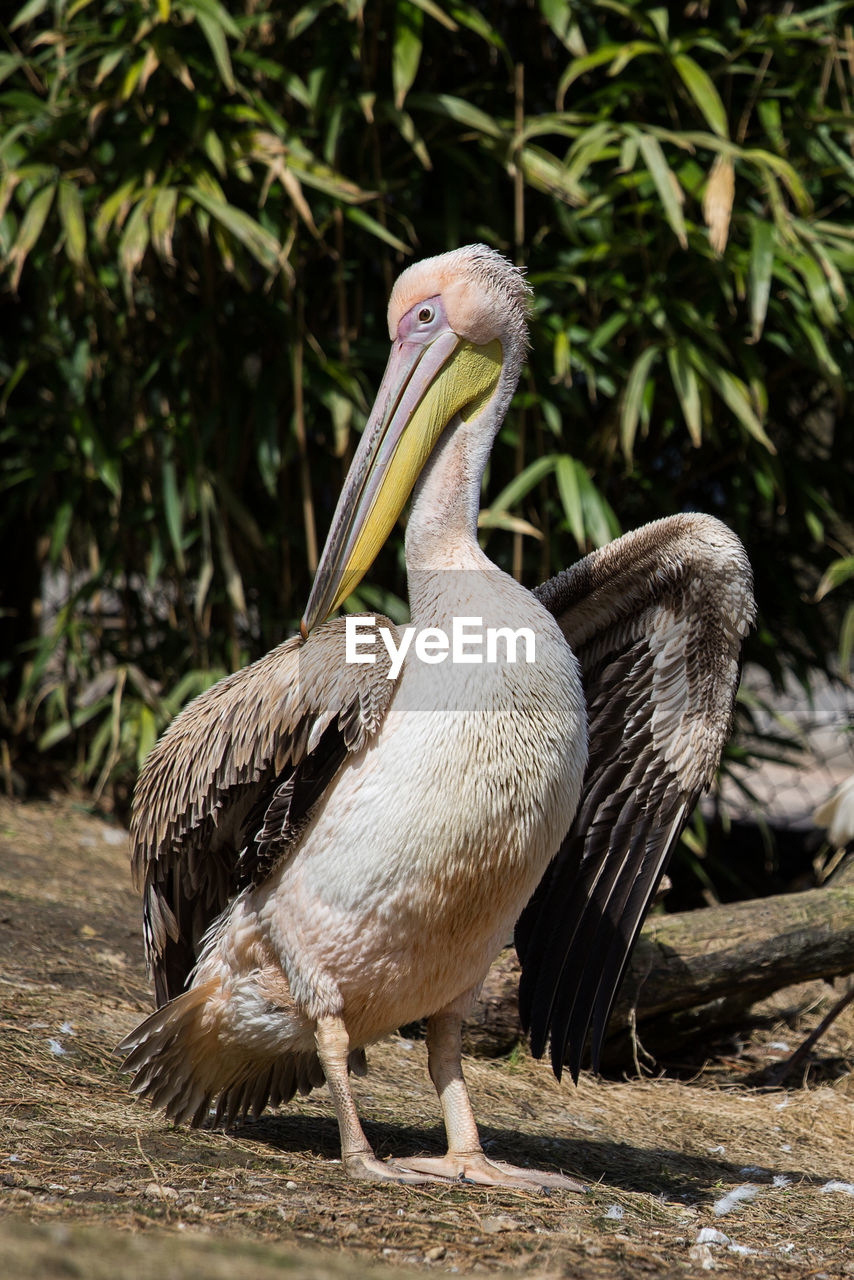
[398,295,444,342]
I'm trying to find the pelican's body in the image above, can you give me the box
[191,557,583,1069]
[120,246,754,1189]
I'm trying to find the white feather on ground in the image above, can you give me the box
[713,1184,759,1215]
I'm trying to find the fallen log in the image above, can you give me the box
[463,879,854,1067]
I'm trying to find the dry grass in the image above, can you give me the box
[1,794,853,1278]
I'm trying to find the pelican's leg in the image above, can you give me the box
[397,1011,586,1192]
[314,1015,428,1184]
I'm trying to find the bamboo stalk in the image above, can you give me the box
[512,62,526,584]
[292,296,318,574]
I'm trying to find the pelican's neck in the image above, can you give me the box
[405,418,486,558]
[404,413,501,627]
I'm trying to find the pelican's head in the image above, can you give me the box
[301,245,531,635]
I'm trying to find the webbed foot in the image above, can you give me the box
[343,1149,436,1185]
[395,1151,587,1193]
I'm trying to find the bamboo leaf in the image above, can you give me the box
[203,128,227,177]
[215,518,247,621]
[559,122,617,187]
[609,39,659,78]
[10,0,49,29]
[553,328,571,382]
[193,10,234,93]
[160,46,195,91]
[125,663,162,707]
[38,720,74,751]
[94,178,137,243]
[6,181,55,290]
[287,2,330,39]
[702,154,734,255]
[589,311,627,351]
[277,163,320,236]
[48,500,74,566]
[666,343,702,446]
[518,144,587,206]
[816,556,854,600]
[381,104,432,170]
[345,583,410,624]
[487,455,556,516]
[162,458,185,573]
[118,197,151,291]
[343,206,411,254]
[187,186,282,271]
[138,44,160,94]
[618,133,638,172]
[183,0,240,38]
[0,355,27,412]
[746,149,812,214]
[94,47,126,87]
[84,715,116,786]
[797,316,843,387]
[788,249,838,328]
[408,92,504,139]
[406,0,457,29]
[392,1,423,110]
[749,219,775,342]
[575,466,620,547]
[804,232,847,308]
[137,704,158,769]
[38,697,113,751]
[538,0,581,51]
[557,43,655,107]
[67,0,100,18]
[477,510,543,539]
[150,186,178,262]
[840,604,854,677]
[673,53,728,138]
[446,3,508,56]
[0,170,21,226]
[555,454,585,546]
[637,133,687,248]
[517,116,589,147]
[278,148,374,204]
[120,56,146,102]
[620,346,659,460]
[805,508,823,544]
[57,180,86,267]
[195,557,215,629]
[689,348,776,453]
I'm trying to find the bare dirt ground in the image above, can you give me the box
[1,794,853,1279]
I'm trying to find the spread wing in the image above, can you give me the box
[131,615,397,1004]
[516,514,755,1080]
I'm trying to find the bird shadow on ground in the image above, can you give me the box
[233,1113,829,1206]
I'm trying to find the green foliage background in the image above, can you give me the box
[1,0,853,829]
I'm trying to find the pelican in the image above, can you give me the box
[119,245,754,1189]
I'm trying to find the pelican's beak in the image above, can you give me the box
[301,327,501,637]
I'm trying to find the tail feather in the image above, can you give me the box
[117,982,366,1127]
[268,1059,295,1110]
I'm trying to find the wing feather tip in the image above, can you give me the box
[525,514,754,1105]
